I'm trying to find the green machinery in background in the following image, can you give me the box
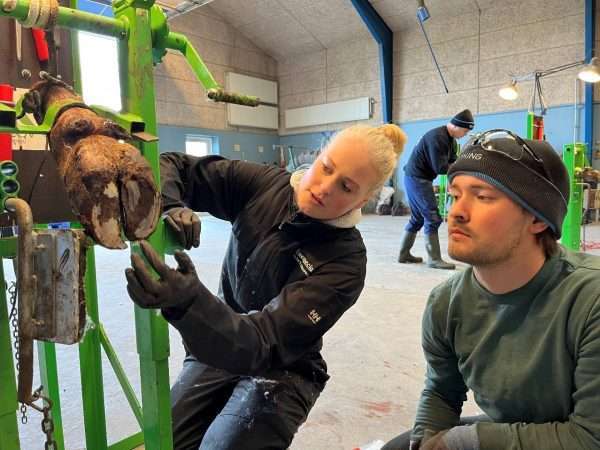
[436,140,458,219]
[0,0,259,448]
[525,112,590,252]
[561,142,587,251]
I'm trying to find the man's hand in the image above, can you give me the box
[125,240,202,310]
[420,430,450,450]
[420,426,479,450]
[164,207,200,250]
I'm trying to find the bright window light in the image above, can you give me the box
[78,31,122,111]
[185,135,212,157]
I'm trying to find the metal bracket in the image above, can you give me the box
[89,105,151,137]
[32,228,87,344]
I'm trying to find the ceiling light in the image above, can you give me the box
[578,57,600,83]
[498,80,519,101]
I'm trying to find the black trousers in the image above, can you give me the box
[170,355,324,450]
[381,415,490,450]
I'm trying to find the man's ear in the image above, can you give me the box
[530,216,549,234]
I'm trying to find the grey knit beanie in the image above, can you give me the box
[448,132,570,238]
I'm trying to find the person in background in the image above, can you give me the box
[125,124,407,449]
[398,109,474,269]
[384,130,600,450]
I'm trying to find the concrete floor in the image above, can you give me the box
[11,215,600,450]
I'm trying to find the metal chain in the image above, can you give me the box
[7,284,56,448]
[8,281,18,371]
[7,281,28,424]
[29,386,57,450]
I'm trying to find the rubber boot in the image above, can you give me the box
[398,231,423,263]
[425,232,455,270]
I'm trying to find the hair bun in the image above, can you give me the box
[379,124,407,156]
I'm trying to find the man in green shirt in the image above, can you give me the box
[383,130,600,450]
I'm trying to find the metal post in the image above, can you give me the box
[584,0,595,163]
[37,342,66,450]
[79,246,109,450]
[349,0,393,123]
[114,0,173,447]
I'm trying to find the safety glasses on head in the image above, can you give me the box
[466,129,541,162]
[464,128,550,179]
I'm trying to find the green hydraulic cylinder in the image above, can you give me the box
[561,143,586,251]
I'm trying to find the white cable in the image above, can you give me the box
[22,0,41,28]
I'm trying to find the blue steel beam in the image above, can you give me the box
[350,0,393,123]
[585,0,595,161]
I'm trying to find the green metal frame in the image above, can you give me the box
[0,0,239,447]
[526,110,585,251]
[561,143,586,251]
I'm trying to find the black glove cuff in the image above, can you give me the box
[161,293,196,320]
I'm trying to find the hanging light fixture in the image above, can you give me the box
[577,57,600,83]
[498,80,519,100]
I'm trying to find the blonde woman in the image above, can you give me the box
[125,123,406,450]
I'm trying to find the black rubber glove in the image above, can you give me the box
[164,207,201,250]
[125,240,204,311]
[409,440,421,450]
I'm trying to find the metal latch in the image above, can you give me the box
[32,229,87,344]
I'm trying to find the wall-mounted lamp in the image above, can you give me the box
[577,57,600,83]
[498,60,600,114]
[498,80,519,101]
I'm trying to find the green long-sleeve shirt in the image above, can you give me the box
[412,248,600,450]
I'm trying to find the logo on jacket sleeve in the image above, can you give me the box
[307,309,322,325]
[294,249,315,276]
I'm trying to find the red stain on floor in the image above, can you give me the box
[359,400,393,418]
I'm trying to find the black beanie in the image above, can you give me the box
[448,134,570,238]
[450,109,475,130]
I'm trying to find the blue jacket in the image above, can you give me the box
[404,125,456,181]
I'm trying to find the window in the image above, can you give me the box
[78,31,122,111]
[185,135,213,157]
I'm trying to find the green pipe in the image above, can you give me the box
[163,32,260,106]
[164,32,219,90]
[98,324,144,429]
[108,431,144,450]
[0,0,127,39]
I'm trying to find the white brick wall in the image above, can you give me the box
[277,0,587,132]
[278,37,382,135]
[154,7,277,131]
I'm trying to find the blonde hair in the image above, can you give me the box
[328,123,407,190]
